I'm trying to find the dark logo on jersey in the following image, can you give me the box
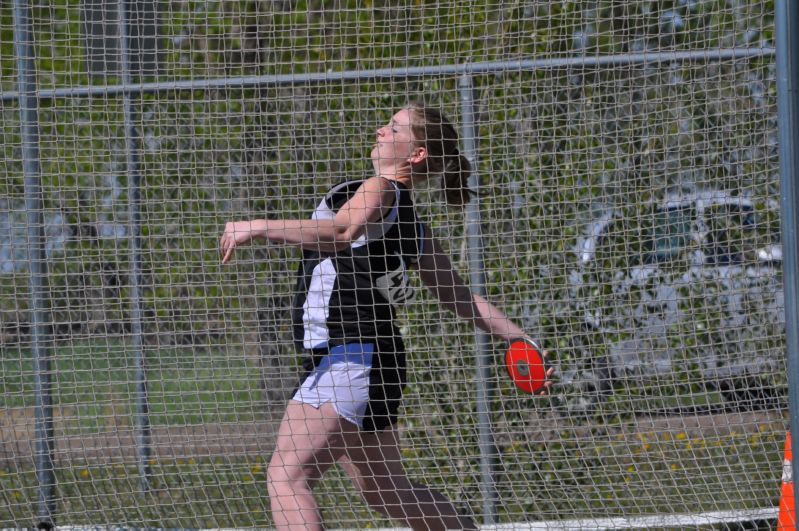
[375,259,416,305]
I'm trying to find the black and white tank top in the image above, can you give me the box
[292,178,425,349]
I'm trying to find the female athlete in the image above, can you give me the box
[220,103,554,530]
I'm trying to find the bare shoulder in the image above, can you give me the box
[336,177,398,225]
[350,176,399,213]
[360,175,398,193]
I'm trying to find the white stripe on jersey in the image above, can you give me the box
[302,257,336,349]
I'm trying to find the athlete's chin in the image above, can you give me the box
[371,145,395,166]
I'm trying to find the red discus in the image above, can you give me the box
[505,338,548,394]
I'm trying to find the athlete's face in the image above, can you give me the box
[371,109,426,175]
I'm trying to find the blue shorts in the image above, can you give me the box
[293,340,405,431]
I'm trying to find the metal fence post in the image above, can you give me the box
[775,0,799,515]
[118,0,151,491]
[460,72,498,525]
[12,0,56,526]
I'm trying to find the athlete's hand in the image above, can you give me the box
[520,337,555,396]
[540,350,556,396]
[220,220,256,264]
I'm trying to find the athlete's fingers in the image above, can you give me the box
[539,353,555,395]
[220,234,235,264]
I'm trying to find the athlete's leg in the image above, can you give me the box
[267,400,354,531]
[338,425,477,531]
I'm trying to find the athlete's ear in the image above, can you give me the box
[408,145,427,165]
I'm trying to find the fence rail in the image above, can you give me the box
[0,47,777,102]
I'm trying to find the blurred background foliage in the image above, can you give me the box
[0,0,781,408]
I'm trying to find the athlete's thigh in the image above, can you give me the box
[340,425,411,488]
[271,400,355,482]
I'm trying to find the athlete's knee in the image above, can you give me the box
[267,452,308,494]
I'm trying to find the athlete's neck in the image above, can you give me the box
[377,173,414,188]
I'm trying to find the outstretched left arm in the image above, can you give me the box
[413,228,554,392]
[414,230,527,342]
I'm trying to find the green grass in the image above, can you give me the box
[0,339,265,429]
[0,429,784,528]
[0,339,786,528]
[0,457,390,528]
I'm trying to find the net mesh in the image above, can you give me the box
[0,1,785,528]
